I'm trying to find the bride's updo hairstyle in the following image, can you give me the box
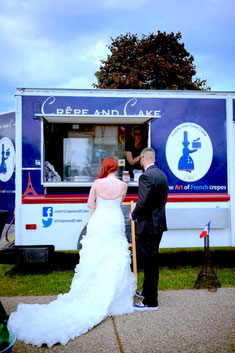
[97,157,119,179]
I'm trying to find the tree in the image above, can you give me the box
[94,31,209,90]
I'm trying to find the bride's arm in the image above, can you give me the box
[121,182,128,202]
[87,181,97,209]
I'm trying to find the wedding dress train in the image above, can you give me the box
[8,196,136,347]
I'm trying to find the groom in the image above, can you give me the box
[130,147,168,311]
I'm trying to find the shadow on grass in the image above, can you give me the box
[3,251,80,276]
[2,247,234,276]
[137,247,235,269]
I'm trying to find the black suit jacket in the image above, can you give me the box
[132,164,168,235]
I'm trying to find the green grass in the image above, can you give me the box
[0,265,74,296]
[0,248,234,297]
[137,266,235,291]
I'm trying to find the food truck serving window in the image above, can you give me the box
[43,121,149,185]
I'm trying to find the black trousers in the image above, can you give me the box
[136,231,163,307]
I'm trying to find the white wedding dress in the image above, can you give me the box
[8,196,136,347]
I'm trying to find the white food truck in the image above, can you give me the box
[0,88,235,261]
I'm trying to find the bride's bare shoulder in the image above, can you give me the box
[120,179,127,186]
[118,179,128,191]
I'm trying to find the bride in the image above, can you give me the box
[8,157,137,347]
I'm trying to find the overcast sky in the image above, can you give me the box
[0,0,234,112]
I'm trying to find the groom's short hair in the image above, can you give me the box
[140,148,155,161]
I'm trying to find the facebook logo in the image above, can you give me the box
[42,207,53,228]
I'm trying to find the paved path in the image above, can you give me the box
[2,288,235,353]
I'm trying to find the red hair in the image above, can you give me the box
[97,157,119,179]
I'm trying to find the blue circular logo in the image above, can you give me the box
[0,137,15,182]
[166,122,213,182]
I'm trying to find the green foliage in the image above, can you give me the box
[94,31,210,90]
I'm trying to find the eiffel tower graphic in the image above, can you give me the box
[23,172,38,196]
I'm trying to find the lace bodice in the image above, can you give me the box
[95,195,122,210]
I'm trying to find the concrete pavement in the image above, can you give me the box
[1,288,235,353]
